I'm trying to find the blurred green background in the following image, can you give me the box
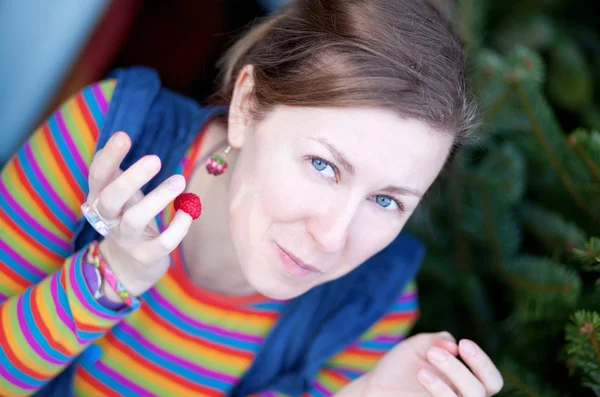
[406,0,600,395]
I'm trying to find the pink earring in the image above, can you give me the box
[206,145,231,176]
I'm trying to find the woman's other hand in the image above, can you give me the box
[337,332,503,397]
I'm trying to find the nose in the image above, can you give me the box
[306,195,358,254]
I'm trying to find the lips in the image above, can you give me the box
[283,248,321,273]
[275,243,322,275]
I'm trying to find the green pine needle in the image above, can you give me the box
[505,255,582,320]
[457,0,487,55]
[573,237,600,272]
[565,310,600,393]
[475,143,526,208]
[493,14,556,53]
[569,129,600,184]
[473,50,511,122]
[507,47,597,218]
[548,37,594,112]
[520,203,587,256]
[507,46,545,87]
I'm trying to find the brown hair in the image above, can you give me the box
[213,0,478,143]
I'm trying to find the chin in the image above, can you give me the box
[239,256,317,301]
[245,267,311,301]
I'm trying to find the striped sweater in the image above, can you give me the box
[0,80,420,397]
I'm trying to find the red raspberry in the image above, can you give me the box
[174,193,202,220]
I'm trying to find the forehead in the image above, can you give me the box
[259,105,453,187]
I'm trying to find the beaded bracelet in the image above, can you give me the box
[85,241,141,310]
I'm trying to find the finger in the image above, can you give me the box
[127,189,146,207]
[136,210,193,263]
[120,175,186,234]
[426,346,487,397]
[114,189,146,238]
[438,331,457,344]
[411,332,458,357]
[458,340,504,395]
[417,368,458,396]
[88,132,131,200]
[433,333,459,356]
[98,155,161,218]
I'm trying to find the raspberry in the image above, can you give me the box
[174,193,202,220]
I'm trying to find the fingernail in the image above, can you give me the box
[418,368,437,385]
[428,347,447,362]
[143,156,159,170]
[112,134,125,148]
[460,340,478,356]
[168,176,184,190]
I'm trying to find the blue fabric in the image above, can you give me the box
[34,66,425,396]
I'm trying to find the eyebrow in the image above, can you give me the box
[310,137,355,174]
[381,185,424,199]
[309,137,424,199]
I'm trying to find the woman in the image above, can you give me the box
[0,0,504,396]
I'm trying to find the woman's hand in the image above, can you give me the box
[86,132,192,302]
[338,332,503,397]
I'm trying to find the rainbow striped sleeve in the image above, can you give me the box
[252,280,419,397]
[0,80,126,397]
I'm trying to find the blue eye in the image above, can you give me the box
[374,195,402,211]
[376,196,392,207]
[312,158,327,171]
[311,157,336,179]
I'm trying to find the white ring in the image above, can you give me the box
[81,197,122,236]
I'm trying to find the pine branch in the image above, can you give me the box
[520,202,587,256]
[477,188,521,271]
[565,310,600,393]
[547,37,594,112]
[475,50,511,124]
[475,143,526,209]
[457,0,486,56]
[506,47,598,220]
[505,255,582,320]
[493,14,556,53]
[573,237,600,272]
[457,143,524,268]
[566,311,600,362]
[568,129,600,185]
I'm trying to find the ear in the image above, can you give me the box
[227,64,256,149]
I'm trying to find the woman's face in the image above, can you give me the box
[226,104,453,301]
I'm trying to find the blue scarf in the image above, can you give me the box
[35,67,424,396]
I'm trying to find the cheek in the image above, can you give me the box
[256,159,319,221]
[227,150,308,248]
[333,209,408,276]
[227,163,267,257]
